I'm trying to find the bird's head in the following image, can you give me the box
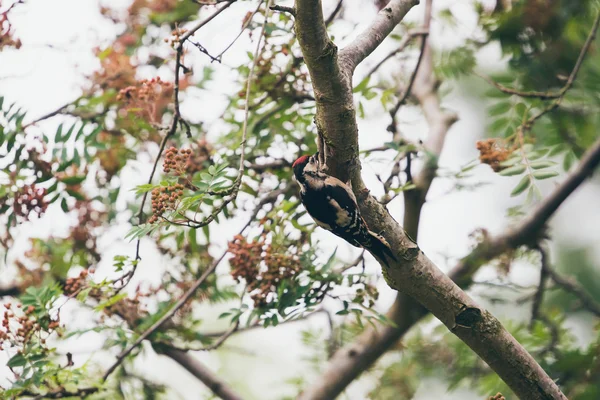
[293,153,319,180]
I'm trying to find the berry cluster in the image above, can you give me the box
[229,234,264,286]
[0,303,59,351]
[13,184,48,221]
[63,269,95,296]
[476,139,513,172]
[228,235,302,308]
[0,7,22,51]
[185,139,213,174]
[117,77,173,123]
[149,184,185,224]
[165,27,188,48]
[163,146,192,175]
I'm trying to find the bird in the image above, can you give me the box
[292,153,397,266]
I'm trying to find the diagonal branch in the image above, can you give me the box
[365,28,428,78]
[160,348,244,400]
[340,0,419,71]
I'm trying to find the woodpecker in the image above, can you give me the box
[292,153,397,266]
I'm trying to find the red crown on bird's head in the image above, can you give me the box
[292,155,311,168]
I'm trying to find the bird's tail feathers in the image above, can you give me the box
[365,231,397,267]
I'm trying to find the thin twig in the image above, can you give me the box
[530,245,549,330]
[270,4,295,16]
[365,29,428,78]
[476,72,562,99]
[325,0,343,26]
[538,247,600,317]
[180,0,237,44]
[189,40,221,63]
[22,103,71,129]
[387,28,429,133]
[214,0,265,62]
[248,159,291,172]
[486,10,600,128]
[337,250,366,273]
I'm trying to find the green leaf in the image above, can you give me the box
[63,123,76,142]
[94,293,127,311]
[7,353,27,368]
[533,170,559,180]
[529,160,556,170]
[133,184,155,196]
[60,175,86,185]
[60,197,69,212]
[498,156,521,167]
[499,164,526,176]
[353,76,371,93]
[55,123,64,142]
[75,124,86,141]
[488,101,511,116]
[514,102,528,120]
[563,151,576,171]
[66,189,86,200]
[511,175,531,197]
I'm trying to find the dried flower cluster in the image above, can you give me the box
[165,27,188,48]
[92,46,137,92]
[117,77,174,123]
[96,131,129,179]
[476,138,512,172]
[228,235,302,307]
[149,184,185,224]
[71,201,106,262]
[0,5,22,50]
[489,393,506,400]
[163,146,192,175]
[128,0,179,21]
[12,184,48,221]
[63,269,95,296]
[0,303,59,351]
[185,139,213,174]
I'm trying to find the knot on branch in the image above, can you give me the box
[454,306,482,329]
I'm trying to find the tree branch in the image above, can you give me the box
[161,348,244,400]
[365,28,428,78]
[340,0,419,71]
[291,0,600,397]
[539,247,600,318]
[299,2,456,397]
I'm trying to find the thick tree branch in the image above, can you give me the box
[161,348,244,400]
[300,1,456,397]
[340,0,419,71]
[290,0,600,398]
[300,136,600,400]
